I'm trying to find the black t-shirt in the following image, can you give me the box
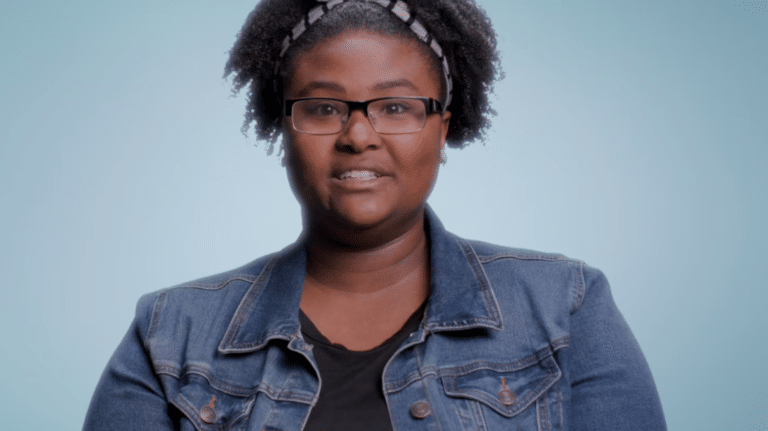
[299,303,426,431]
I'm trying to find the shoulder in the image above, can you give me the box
[132,251,280,337]
[466,239,579,264]
[462,238,603,314]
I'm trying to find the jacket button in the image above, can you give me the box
[200,396,217,424]
[498,378,516,406]
[498,389,516,406]
[410,401,431,419]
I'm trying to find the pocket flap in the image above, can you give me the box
[441,353,561,418]
[172,375,255,431]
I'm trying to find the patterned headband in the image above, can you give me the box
[276,0,453,109]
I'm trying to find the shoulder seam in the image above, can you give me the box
[571,262,586,313]
[144,291,166,350]
[478,253,580,264]
[166,275,258,292]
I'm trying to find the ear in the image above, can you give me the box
[439,111,452,150]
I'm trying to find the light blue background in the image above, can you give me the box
[1,1,766,429]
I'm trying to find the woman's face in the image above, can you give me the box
[283,30,450,236]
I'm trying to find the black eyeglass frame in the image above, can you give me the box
[283,96,445,134]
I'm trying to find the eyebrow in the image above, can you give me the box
[295,81,346,97]
[295,79,419,97]
[372,79,419,92]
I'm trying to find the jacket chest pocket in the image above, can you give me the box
[171,377,256,431]
[440,354,563,431]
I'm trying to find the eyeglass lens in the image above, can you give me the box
[291,98,428,135]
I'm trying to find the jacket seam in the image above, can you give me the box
[384,338,567,394]
[383,366,439,393]
[551,335,570,352]
[437,344,557,378]
[145,291,167,350]
[218,256,279,352]
[171,395,226,431]
[571,262,586,313]
[477,253,580,264]
[173,275,258,291]
[154,362,315,403]
[459,238,503,327]
[440,353,562,419]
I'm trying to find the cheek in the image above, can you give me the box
[284,136,313,190]
[414,128,443,168]
[285,135,333,196]
[398,133,442,188]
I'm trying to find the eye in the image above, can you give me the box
[380,102,412,116]
[300,100,343,117]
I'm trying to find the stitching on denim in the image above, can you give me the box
[415,351,436,428]
[155,362,316,404]
[550,335,570,352]
[383,366,439,393]
[451,400,477,431]
[536,393,551,431]
[441,356,560,419]
[185,365,257,397]
[381,327,427,396]
[424,317,500,332]
[384,342,566,394]
[477,251,582,264]
[471,397,489,431]
[161,363,256,397]
[221,330,294,354]
[154,363,181,378]
[544,389,552,431]
[175,275,258,291]
[294,367,319,431]
[263,407,280,431]
[145,291,167,350]
[451,402,466,431]
[171,391,256,430]
[407,340,436,411]
[279,367,319,405]
[437,344,554,378]
[557,383,563,429]
[461,239,504,328]
[225,396,256,430]
[171,394,226,431]
[218,256,278,352]
[571,262,586,313]
[438,356,538,377]
[286,333,322,404]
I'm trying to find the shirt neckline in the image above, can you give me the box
[299,301,426,353]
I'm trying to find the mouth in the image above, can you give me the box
[336,170,381,181]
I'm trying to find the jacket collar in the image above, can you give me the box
[218,206,502,354]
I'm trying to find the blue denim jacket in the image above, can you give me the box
[84,208,666,430]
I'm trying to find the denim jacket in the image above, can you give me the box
[84,208,666,430]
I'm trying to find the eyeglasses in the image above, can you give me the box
[284,97,444,135]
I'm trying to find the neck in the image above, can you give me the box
[303,213,429,296]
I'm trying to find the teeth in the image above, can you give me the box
[339,170,378,180]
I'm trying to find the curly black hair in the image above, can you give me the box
[224,0,500,153]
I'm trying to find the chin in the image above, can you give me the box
[333,203,392,229]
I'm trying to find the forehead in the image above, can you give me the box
[284,30,442,99]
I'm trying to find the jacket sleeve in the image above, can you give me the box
[83,293,176,430]
[561,264,667,430]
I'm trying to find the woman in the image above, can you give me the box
[84,0,666,430]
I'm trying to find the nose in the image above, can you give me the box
[335,109,381,153]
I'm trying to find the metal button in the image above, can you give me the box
[498,378,516,406]
[498,389,516,406]
[200,396,217,424]
[410,400,431,419]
